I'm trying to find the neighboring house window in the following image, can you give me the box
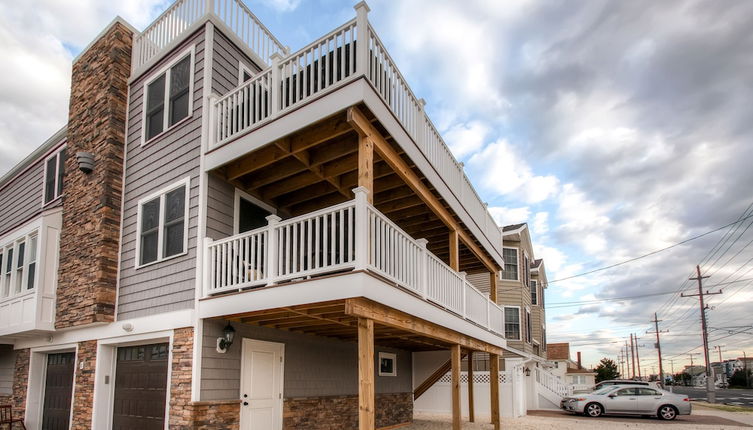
[0,232,38,297]
[525,309,532,343]
[531,280,538,305]
[524,254,530,287]
[44,147,66,204]
[144,49,194,142]
[504,307,520,340]
[543,327,547,350]
[137,178,190,267]
[502,248,518,280]
[571,375,588,384]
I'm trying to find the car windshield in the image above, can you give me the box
[592,386,617,395]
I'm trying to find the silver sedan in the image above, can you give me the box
[561,385,692,420]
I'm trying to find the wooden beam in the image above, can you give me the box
[449,230,460,271]
[490,353,500,430]
[467,350,475,423]
[490,271,498,303]
[347,106,497,273]
[344,298,503,355]
[275,139,352,201]
[358,134,374,203]
[358,318,375,430]
[451,344,461,430]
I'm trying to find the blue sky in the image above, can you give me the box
[1,0,752,371]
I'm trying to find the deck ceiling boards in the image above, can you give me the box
[217,107,490,272]
[222,300,453,351]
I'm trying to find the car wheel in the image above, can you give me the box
[658,405,678,420]
[585,403,603,418]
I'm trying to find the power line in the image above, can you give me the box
[542,212,753,287]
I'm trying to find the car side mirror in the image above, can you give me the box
[608,394,616,398]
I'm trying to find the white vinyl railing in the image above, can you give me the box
[535,368,570,399]
[205,188,506,337]
[207,4,504,261]
[132,0,284,73]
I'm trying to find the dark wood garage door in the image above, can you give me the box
[112,343,169,430]
[42,352,75,430]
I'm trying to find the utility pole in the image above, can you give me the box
[649,313,667,386]
[635,334,643,380]
[684,265,722,403]
[744,351,750,389]
[625,340,631,378]
[713,345,725,363]
[630,334,637,379]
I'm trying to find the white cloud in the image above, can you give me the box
[532,212,549,236]
[468,139,559,204]
[488,206,530,227]
[443,121,490,160]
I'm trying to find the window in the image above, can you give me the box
[502,248,518,280]
[531,280,538,305]
[144,49,194,142]
[44,148,66,204]
[137,179,189,267]
[543,327,547,351]
[638,388,660,396]
[524,253,530,287]
[571,375,589,385]
[504,307,520,340]
[378,352,397,376]
[0,231,39,297]
[238,62,254,84]
[525,309,532,343]
[616,388,638,396]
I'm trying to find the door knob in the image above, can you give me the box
[243,401,249,406]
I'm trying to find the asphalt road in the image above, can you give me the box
[670,386,753,407]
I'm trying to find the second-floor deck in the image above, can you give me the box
[202,189,506,339]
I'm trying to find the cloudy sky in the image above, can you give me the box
[2,0,752,372]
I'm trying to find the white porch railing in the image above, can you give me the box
[534,367,570,399]
[207,3,504,260]
[132,0,285,73]
[205,188,505,337]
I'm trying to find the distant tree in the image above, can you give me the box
[595,358,620,382]
[673,372,691,386]
[729,369,752,388]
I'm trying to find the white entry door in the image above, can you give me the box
[240,339,285,430]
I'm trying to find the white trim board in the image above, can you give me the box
[13,308,194,350]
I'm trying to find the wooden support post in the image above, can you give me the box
[490,353,501,430]
[358,134,374,203]
[358,318,375,430]
[449,230,459,271]
[467,350,475,422]
[489,271,498,303]
[451,344,462,430]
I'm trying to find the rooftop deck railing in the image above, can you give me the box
[132,0,285,74]
[204,188,506,337]
[209,3,503,259]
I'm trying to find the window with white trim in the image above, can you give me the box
[502,248,518,280]
[524,253,530,287]
[525,309,532,343]
[571,375,589,385]
[0,231,38,298]
[137,179,189,267]
[504,306,520,340]
[144,51,193,142]
[44,148,66,204]
[531,280,538,305]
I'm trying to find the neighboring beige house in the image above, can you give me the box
[547,342,596,391]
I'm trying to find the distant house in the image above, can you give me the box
[546,342,596,390]
[683,365,707,386]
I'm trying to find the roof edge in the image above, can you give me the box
[72,16,139,64]
[0,126,68,190]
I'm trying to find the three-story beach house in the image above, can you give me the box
[0,1,532,429]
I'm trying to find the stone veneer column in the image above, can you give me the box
[169,327,241,430]
[11,349,29,420]
[71,340,97,430]
[56,20,133,329]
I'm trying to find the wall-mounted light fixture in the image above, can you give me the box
[76,152,94,174]
[216,323,236,353]
[524,367,531,377]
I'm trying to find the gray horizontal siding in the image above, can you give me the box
[118,27,206,320]
[0,153,60,237]
[201,320,412,401]
[212,28,262,96]
[206,174,234,240]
